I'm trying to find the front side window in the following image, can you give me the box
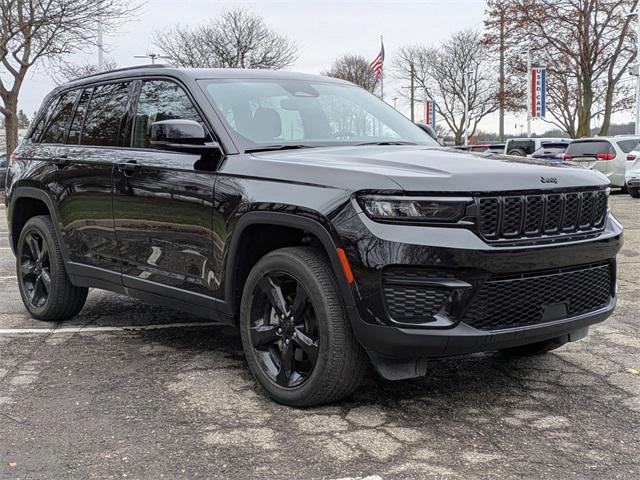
[81,82,133,147]
[201,79,435,151]
[132,80,208,148]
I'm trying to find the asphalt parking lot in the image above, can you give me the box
[1,195,639,480]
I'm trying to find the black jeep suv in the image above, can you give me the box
[5,66,623,406]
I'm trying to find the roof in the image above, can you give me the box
[60,65,351,90]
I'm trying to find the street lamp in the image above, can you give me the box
[463,70,472,146]
[628,8,640,135]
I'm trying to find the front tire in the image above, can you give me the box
[629,185,640,198]
[16,215,88,321]
[239,247,368,407]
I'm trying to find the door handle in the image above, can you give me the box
[117,161,141,177]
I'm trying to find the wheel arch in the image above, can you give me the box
[224,211,359,324]
[8,187,68,262]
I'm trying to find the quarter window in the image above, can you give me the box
[81,82,133,147]
[40,90,80,144]
[132,80,208,148]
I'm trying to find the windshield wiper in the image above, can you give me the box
[356,141,417,146]
[245,144,317,153]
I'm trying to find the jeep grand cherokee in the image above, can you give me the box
[5,66,623,406]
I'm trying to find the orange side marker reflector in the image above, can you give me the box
[336,248,354,284]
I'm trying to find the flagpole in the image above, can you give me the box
[380,35,384,101]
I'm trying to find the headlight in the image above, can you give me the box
[357,195,472,223]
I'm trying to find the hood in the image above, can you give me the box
[240,145,610,193]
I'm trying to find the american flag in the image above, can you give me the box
[369,40,385,81]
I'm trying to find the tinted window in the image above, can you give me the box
[566,141,614,157]
[133,80,207,148]
[81,82,133,146]
[30,98,60,142]
[616,139,640,153]
[0,153,6,168]
[40,90,79,144]
[68,88,93,145]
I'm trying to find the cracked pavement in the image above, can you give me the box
[1,195,639,479]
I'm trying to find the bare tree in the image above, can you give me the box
[489,0,638,138]
[153,9,298,70]
[323,55,377,93]
[394,30,500,145]
[0,0,139,155]
[52,58,119,84]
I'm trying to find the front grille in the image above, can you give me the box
[462,263,612,331]
[478,189,608,242]
[382,268,454,323]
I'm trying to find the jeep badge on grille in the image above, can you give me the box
[541,176,559,184]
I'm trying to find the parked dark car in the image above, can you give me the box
[5,66,622,406]
[0,152,6,190]
[531,142,571,162]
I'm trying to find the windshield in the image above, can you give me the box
[200,78,437,151]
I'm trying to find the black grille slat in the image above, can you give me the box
[477,189,607,242]
[462,264,612,331]
[503,197,523,236]
[524,195,544,234]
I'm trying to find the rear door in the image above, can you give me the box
[33,85,131,278]
[112,79,218,309]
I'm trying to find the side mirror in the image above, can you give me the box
[414,122,439,143]
[150,119,222,155]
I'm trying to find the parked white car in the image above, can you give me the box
[626,151,640,198]
[564,136,640,190]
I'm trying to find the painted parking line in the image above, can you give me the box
[0,322,222,335]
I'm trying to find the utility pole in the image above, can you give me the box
[498,5,505,142]
[636,2,640,134]
[526,48,532,137]
[97,2,104,71]
[463,70,471,146]
[410,64,415,121]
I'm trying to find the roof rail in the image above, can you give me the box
[72,64,169,82]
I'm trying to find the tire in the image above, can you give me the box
[507,148,527,157]
[629,186,640,198]
[239,246,368,407]
[16,215,88,321]
[621,184,629,194]
[500,336,568,356]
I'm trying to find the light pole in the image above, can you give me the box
[392,97,398,109]
[526,48,532,137]
[635,4,640,134]
[134,53,170,64]
[97,1,104,71]
[463,70,472,146]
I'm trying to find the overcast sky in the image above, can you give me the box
[16,0,637,136]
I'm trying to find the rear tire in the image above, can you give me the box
[507,148,527,157]
[16,215,88,321]
[629,186,640,198]
[500,336,567,356]
[239,246,368,407]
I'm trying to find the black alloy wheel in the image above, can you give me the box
[19,230,51,308]
[239,247,368,407]
[249,272,319,388]
[16,215,88,321]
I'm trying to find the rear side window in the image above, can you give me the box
[132,80,208,149]
[0,153,6,168]
[40,90,80,144]
[566,141,614,157]
[67,89,93,145]
[616,139,640,153]
[81,82,133,147]
[29,98,60,142]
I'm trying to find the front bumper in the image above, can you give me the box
[334,208,623,365]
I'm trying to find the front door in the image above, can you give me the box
[112,79,218,308]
